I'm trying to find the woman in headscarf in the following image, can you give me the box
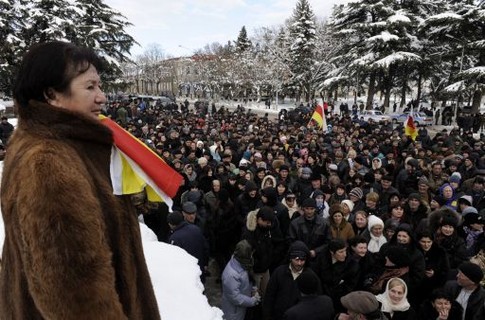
[375,277,416,319]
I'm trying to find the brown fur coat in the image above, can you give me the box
[0,101,160,319]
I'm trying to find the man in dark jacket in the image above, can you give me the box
[444,262,485,320]
[263,241,315,320]
[314,239,359,313]
[168,211,209,282]
[288,198,331,261]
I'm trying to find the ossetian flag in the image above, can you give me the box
[405,112,418,141]
[309,99,327,131]
[100,115,183,209]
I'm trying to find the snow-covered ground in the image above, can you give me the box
[0,163,223,320]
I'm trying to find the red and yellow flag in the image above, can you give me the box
[405,113,418,141]
[309,100,327,131]
[100,115,183,208]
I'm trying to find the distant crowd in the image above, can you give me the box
[103,97,485,320]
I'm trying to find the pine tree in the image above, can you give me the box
[0,0,136,95]
[288,0,317,102]
[235,26,252,53]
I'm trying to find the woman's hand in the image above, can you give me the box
[425,269,434,277]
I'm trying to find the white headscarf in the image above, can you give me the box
[376,277,410,317]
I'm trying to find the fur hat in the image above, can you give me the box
[440,215,459,228]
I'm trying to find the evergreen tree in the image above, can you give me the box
[288,0,317,102]
[0,0,136,95]
[235,26,252,53]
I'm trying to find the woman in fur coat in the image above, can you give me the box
[0,42,160,319]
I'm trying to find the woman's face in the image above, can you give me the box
[441,225,454,236]
[337,188,345,196]
[257,171,266,179]
[50,64,106,121]
[332,212,343,225]
[355,214,367,228]
[391,206,404,219]
[371,225,383,237]
[352,243,367,257]
[397,231,411,244]
[419,237,433,252]
[389,283,405,304]
[277,184,286,195]
[390,196,400,207]
[366,199,377,209]
[442,186,453,199]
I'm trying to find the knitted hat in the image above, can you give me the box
[167,211,184,226]
[418,176,429,186]
[288,240,310,260]
[341,291,379,315]
[367,215,384,232]
[449,172,461,184]
[458,262,484,284]
[349,187,364,200]
[341,199,354,212]
[296,270,319,295]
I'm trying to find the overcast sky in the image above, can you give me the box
[104,0,353,58]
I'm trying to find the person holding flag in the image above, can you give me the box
[405,108,418,141]
[308,98,328,132]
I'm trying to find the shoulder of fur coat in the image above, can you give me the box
[246,209,259,231]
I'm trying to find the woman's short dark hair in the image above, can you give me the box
[14,41,104,108]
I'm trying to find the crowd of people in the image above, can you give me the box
[106,97,485,320]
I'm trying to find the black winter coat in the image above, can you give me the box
[283,295,335,320]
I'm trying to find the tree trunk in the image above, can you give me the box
[366,71,376,110]
[416,72,422,105]
[471,88,483,114]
